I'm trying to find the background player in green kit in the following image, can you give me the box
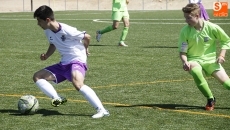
[178,3,230,111]
[96,0,129,47]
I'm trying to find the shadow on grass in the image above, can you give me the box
[37,109,92,117]
[0,109,92,117]
[90,44,115,46]
[37,109,65,116]
[142,46,178,49]
[115,104,230,110]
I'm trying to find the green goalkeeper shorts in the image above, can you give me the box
[191,61,224,76]
[112,10,129,21]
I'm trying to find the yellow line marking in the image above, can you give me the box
[114,104,230,119]
[1,77,229,119]
[57,78,205,92]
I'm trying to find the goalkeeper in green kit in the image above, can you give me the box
[178,3,230,111]
[96,0,129,47]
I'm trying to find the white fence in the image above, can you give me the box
[0,0,228,12]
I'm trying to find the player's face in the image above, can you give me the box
[36,18,50,30]
[184,13,198,27]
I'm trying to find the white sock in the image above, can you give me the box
[79,85,106,111]
[35,79,59,99]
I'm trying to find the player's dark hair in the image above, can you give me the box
[33,5,54,21]
[182,3,200,16]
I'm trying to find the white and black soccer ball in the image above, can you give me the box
[18,95,39,115]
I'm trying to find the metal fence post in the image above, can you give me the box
[98,0,100,10]
[166,0,168,10]
[77,0,78,10]
[65,0,66,11]
[23,0,24,12]
[143,0,144,10]
[31,0,33,11]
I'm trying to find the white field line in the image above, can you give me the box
[0,18,230,20]
[0,18,229,24]
[92,19,230,24]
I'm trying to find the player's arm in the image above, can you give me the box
[178,28,190,71]
[180,52,190,71]
[40,43,56,60]
[214,24,230,49]
[213,25,230,63]
[180,52,188,63]
[83,33,91,55]
[216,49,226,63]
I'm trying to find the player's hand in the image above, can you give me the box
[216,56,225,64]
[126,0,129,4]
[183,61,190,71]
[86,48,90,56]
[40,53,48,60]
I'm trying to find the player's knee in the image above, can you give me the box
[113,25,119,30]
[124,23,129,27]
[72,82,84,91]
[190,66,205,84]
[190,66,202,76]
[32,72,39,82]
[32,71,44,82]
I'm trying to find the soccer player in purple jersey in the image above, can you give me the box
[178,3,230,111]
[33,5,109,118]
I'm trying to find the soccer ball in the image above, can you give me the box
[18,95,39,115]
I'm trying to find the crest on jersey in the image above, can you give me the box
[204,37,209,42]
[61,35,66,41]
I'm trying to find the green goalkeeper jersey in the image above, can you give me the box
[112,0,127,11]
[178,21,230,62]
